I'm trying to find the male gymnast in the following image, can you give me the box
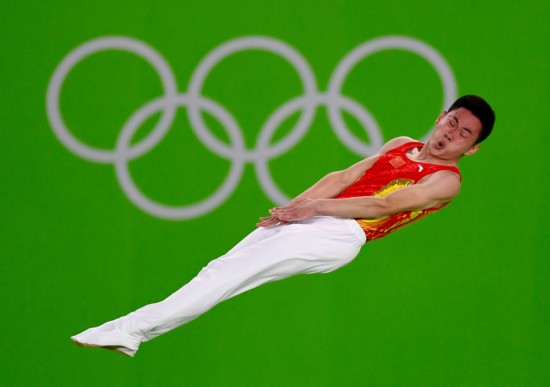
[71,95,495,357]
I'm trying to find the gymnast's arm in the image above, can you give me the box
[257,136,414,227]
[269,170,461,222]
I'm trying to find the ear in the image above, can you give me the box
[464,144,480,156]
[435,111,446,124]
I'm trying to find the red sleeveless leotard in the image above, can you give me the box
[336,141,461,241]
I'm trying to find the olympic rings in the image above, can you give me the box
[46,35,457,219]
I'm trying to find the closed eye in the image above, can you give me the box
[448,116,459,127]
[460,128,472,138]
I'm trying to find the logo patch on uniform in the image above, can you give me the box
[389,156,406,169]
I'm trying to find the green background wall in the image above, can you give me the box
[1,0,548,386]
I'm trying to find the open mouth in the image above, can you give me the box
[436,140,445,149]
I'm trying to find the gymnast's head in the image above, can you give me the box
[447,95,495,144]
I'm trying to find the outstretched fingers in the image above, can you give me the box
[257,215,286,228]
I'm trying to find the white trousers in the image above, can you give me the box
[78,216,366,353]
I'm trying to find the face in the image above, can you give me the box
[427,107,483,161]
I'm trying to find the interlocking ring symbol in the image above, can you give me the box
[46,35,456,220]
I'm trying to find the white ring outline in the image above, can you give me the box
[253,94,383,204]
[114,95,245,219]
[46,36,178,163]
[328,35,456,152]
[187,36,318,161]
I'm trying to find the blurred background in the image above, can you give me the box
[1,0,548,385]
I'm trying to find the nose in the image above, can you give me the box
[444,132,453,141]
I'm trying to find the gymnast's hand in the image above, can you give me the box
[268,198,318,223]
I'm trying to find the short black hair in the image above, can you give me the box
[448,95,495,144]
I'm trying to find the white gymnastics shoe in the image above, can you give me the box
[71,324,141,358]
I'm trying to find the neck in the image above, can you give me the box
[411,141,460,167]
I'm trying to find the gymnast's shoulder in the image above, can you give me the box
[378,136,418,154]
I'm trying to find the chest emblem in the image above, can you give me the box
[389,156,406,169]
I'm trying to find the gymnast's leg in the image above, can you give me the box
[71,217,366,356]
